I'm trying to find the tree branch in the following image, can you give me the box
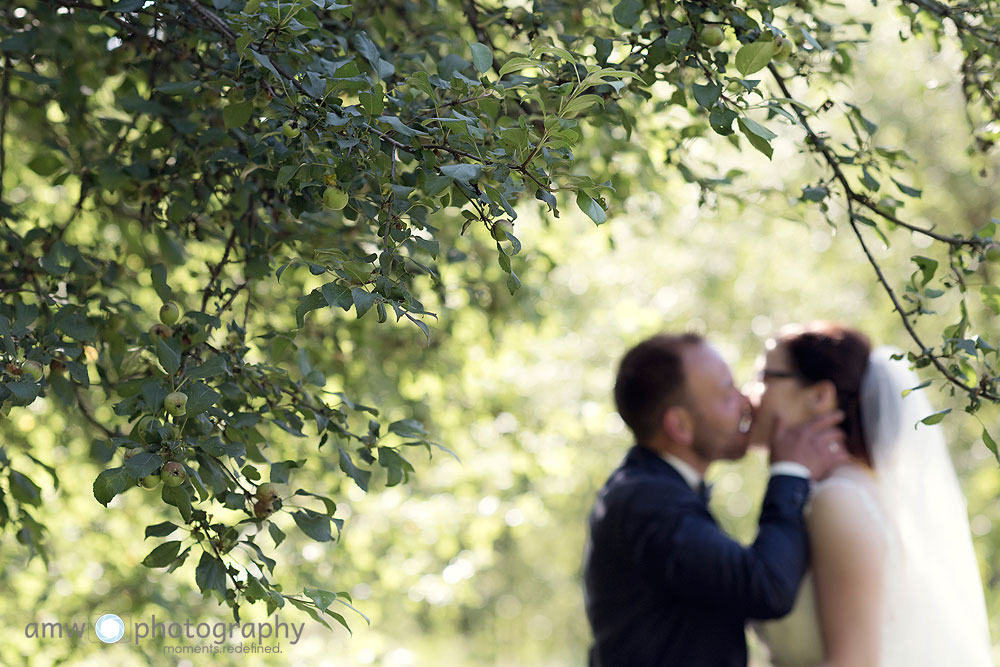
[846,202,999,401]
[768,65,980,246]
[201,224,241,312]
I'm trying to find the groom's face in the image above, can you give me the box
[682,344,753,465]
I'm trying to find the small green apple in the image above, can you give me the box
[323,186,349,210]
[21,360,43,383]
[985,243,1000,263]
[699,26,725,47]
[149,323,171,340]
[159,302,180,325]
[773,37,793,60]
[253,499,276,518]
[161,461,186,487]
[140,473,161,489]
[133,415,156,442]
[255,483,278,501]
[164,391,188,417]
[282,120,300,139]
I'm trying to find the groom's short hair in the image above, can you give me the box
[614,333,704,446]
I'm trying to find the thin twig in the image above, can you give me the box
[201,225,240,312]
[847,204,998,401]
[74,387,117,438]
[768,66,979,247]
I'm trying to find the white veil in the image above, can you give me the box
[860,346,994,665]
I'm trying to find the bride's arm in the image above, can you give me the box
[807,481,886,667]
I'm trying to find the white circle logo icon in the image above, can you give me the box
[95,613,125,643]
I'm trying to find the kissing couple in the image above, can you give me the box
[584,322,994,666]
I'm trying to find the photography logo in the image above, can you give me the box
[94,613,126,644]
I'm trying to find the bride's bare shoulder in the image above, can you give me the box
[806,464,886,537]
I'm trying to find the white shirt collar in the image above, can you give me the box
[659,452,703,492]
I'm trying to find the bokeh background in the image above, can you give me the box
[2,0,998,664]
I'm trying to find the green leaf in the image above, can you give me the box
[738,119,774,159]
[251,50,281,79]
[612,0,642,27]
[498,57,536,78]
[739,116,777,141]
[145,521,179,538]
[912,256,938,287]
[693,83,722,109]
[983,429,1000,465]
[293,489,337,516]
[156,337,181,375]
[919,408,951,426]
[195,552,228,596]
[108,0,145,11]
[470,42,493,73]
[155,81,200,95]
[304,587,339,612]
[576,192,607,225]
[28,153,62,177]
[125,452,162,479]
[142,541,182,568]
[9,471,42,506]
[296,289,328,327]
[188,355,229,380]
[351,288,376,318]
[185,382,221,418]
[288,597,334,631]
[801,186,829,202]
[7,381,40,405]
[161,483,192,521]
[891,177,922,198]
[151,263,172,301]
[0,314,14,356]
[269,522,286,548]
[861,167,881,191]
[981,286,1000,315]
[338,448,371,492]
[440,163,483,182]
[560,94,603,119]
[735,41,776,76]
[93,467,132,507]
[292,509,333,542]
[223,101,253,129]
[709,107,737,135]
[276,165,300,188]
[359,87,385,117]
[321,282,354,310]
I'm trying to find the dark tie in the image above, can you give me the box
[697,480,711,505]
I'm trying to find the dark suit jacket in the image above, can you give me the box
[583,445,811,667]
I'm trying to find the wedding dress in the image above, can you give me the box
[755,347,994,666]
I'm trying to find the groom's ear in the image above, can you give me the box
[661,405,694,445]
[810,380,838,411]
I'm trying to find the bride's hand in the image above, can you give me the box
[769,410,849,480]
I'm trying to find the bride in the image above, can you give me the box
[749,322,993,666]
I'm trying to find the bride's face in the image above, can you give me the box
[747,343,819,447]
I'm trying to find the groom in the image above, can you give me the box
[583,333,848,666]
